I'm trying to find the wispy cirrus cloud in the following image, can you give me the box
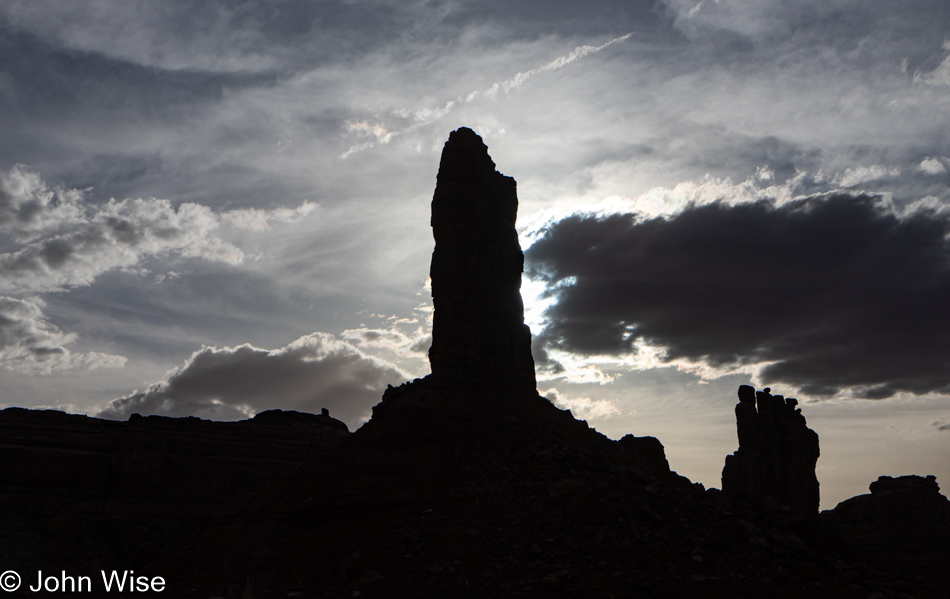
[340,32,632,158]
[916,40,950,86]
[832,165,902,188]
[0,296,125,373]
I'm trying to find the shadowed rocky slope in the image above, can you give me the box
[2,128,948,598]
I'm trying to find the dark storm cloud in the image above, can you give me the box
[526,193,950,399]
[98,333,409,424]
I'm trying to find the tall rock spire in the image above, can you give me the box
[722,385,821,514]
[427,127,536,389]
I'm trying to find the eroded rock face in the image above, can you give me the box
[427,127,535,390]
[823,475,950,584]
[721,385,820,513]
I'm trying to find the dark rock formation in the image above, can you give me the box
[721,385,820,514]
[823,475,950,584]
[0,407,348,571]
[0,407,347,500]
[427,127,535,390]
[170,385,718,598]
[619,433,670,473]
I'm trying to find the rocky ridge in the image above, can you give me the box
[0,408,348,581]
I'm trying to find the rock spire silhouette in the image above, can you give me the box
[427,127,536,389]
[722,385,820,513]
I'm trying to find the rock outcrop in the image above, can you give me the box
[721,385,820,514]
[427,127,535,390]
[0,407,348,570]
[0,407,348,502]
[619,433,671,473]
[823,475,950,584]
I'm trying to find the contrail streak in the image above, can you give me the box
[478,32,633,100]
[340,33,633,159]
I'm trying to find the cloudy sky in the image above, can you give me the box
[2,0,949,508]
